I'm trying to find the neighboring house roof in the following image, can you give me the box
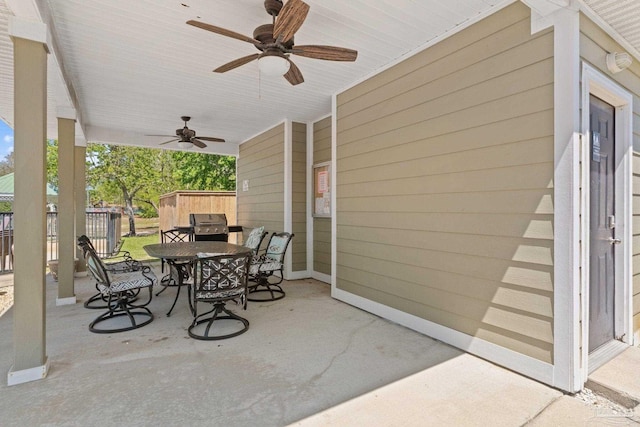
[0,173,58,202]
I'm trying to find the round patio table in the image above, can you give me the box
[143,241,251,260]
[143,241,252,316]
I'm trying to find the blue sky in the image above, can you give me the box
[0,120,13,159]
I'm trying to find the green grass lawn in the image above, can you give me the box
[120,232,160,261]
[134,217,159,231]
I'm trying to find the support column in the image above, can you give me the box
[8,17,50,385]
[74,144,87,274]
[56,110,76,305]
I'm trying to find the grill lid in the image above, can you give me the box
[189,213,227,226]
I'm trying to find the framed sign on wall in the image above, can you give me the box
[313,162,331,217]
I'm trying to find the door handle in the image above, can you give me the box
[608,238,622,245]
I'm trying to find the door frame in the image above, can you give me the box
[580,62,633,381]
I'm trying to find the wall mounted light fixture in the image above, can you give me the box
[606,52,632,74]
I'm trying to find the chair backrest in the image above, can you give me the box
[193,253,251,298]
[264,232,294,263]
[243,226,267,254]
[83,244,111,289]
[77,234,97,256]
[161,228,191,244]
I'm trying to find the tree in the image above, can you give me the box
[0,151,14,210]
[0,151,14,177]
[86,143,236,235]
[87,144,169,236]
[134,149,176,214]
[46,140,59,190]
[171,151,236,191]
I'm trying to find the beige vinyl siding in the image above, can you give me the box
[313,116,332,277]
[335,2,555,363]
[291,122,307,273]
[314,117,332,163]
[580,14,640,338]
[237,124,285,238]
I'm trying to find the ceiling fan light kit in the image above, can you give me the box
[186,0,357,85]
[258,54,290,76]
[177,141,194,149]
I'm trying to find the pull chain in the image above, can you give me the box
[258,65,262,100]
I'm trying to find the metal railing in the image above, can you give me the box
[0,210,123,274]
[85,210,123,257]
[0,213,13,274]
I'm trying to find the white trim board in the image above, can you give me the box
[306,120,314,275]
[580,62,634,382]
[56,296,76,306]
[551,5,582,394]
[312,271,331,284]
[332,288,554,385]
[330,94,338,293]
[7,357,49,386]
[287,270,311,281]
[283,120,293,280]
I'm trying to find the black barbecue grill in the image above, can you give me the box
[189,213,229,242]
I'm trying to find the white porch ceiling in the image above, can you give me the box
[1,0,639,156]
[583,0,640,58]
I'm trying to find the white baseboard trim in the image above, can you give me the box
[286,270,310,281]
[7,357,49,386]
[56,296,77,306]
[312,271,331,284]
[332,287,555,387]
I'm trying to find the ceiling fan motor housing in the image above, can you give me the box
[254,24,294,50]
[264,0,283,16]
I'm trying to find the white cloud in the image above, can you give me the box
[3,135,13,144]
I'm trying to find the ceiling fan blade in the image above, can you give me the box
[273,0,310,43]
[197,136,226,143]
[214,53,260,73]
[186,20,262,47]
[159,138,179,145]
[146,134,175,137]
[191,138,207,149]
[284,58,304,85]
[291,45,358,61]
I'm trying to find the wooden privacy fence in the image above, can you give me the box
[159,191,236,232]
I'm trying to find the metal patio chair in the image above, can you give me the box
[189,252,251,340]
[84,243,156,333]
[159,228,192,273]
[77,235,143,309]
[155,228,193,316]
[247,232,294,302]
[242,226,268,256]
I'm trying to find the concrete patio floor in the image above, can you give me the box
[0,265,638,426]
